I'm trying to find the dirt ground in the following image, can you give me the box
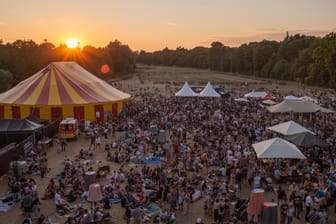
[0,134,266,224]
[0,66,335,224]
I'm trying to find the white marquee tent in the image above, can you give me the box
[234,98,249,102]
[284,95,301,101]
[267,100,333,113]
[262,100,276,105]
[175,81,198,97]
[199,82,221,97]
[252,137,306,159]
[244,90,267,98]
[300,96,318,103]
[267,120,314,135]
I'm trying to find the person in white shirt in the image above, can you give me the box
[287,204,294,224]
[55,190,71,213]
[219,166,226,177]
[54,190,63,206]
[254,174,261,188]
[305,192,313,221]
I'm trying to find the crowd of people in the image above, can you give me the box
[3,80,336,224]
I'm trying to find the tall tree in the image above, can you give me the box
[0,69,13,93]
[209,41,224,70]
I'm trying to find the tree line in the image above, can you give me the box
[1,33,335,93]
[136,33,336,89]
[0,39,135,93]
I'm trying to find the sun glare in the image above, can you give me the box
[66,38,80,48]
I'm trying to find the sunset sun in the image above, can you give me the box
[66,38,80,48]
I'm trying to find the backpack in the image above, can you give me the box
[22,218,32,224]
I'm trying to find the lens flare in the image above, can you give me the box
[100,64,110,74]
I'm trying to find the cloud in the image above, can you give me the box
[0,21,7,26]
[167,22,177,26]
[200,28,336,47]
[255,28,278,32]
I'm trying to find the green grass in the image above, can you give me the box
[105,72,134,83]
[136,64,260,85]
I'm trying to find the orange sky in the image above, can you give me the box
[1,0,335,52]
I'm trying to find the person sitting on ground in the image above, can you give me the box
[79,209,91,224]
[196,217,204,224]
[81,190,88,202]
[107,151,112,161]
[73,204,85,222]
[22,214,33,224]
[37,214,46,224]
[102,196,111,209]
[54,190,72,214]
[64,216,75,224]
[93,205,111,222]
[66,190,77,203]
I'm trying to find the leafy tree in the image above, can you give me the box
[0,39,135,84]
[209,41,224,70]
[252,40,279,75]
[0,68,13,92]
[188,47,209,68]
[261,55,278,78]
[230,48,243,73]
[291,48,313,83]
[270,59,290,80]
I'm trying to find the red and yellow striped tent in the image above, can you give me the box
[0,61,131,122]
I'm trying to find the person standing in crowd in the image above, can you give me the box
[61,138,67,152]
[293,191,302,219]
[124,205,131,224]
[287,204,294,224]
[305,191,313,222]
[280,199,289,224]
[22,192,33,216]
[32,195,41,218]
[95,135,102,150]
[131,207,143,224]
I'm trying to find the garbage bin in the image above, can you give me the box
[262,202,278,224]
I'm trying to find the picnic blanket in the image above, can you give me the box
[0,200,14,212]
[192,190,202,201]
[109,197,121,204]
[144,204,161,216]
[128,162,138,167]
[143,157,161,164]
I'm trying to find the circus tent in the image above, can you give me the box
[0,62,131,122]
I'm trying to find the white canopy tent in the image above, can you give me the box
[252,137,306,159]
[300,96,318,103]
[262,100,276,105]
[284,95,301,101]
[175,81,198,97]
[267,100,333,113]
[267,120,314,135]
[234,98,249,102]
[244,90,267,98]
[199,82,221,97]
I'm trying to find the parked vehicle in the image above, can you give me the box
[58,118,79,139]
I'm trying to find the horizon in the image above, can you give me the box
[1,0,335,52]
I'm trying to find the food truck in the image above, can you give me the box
[58,118,79,139]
